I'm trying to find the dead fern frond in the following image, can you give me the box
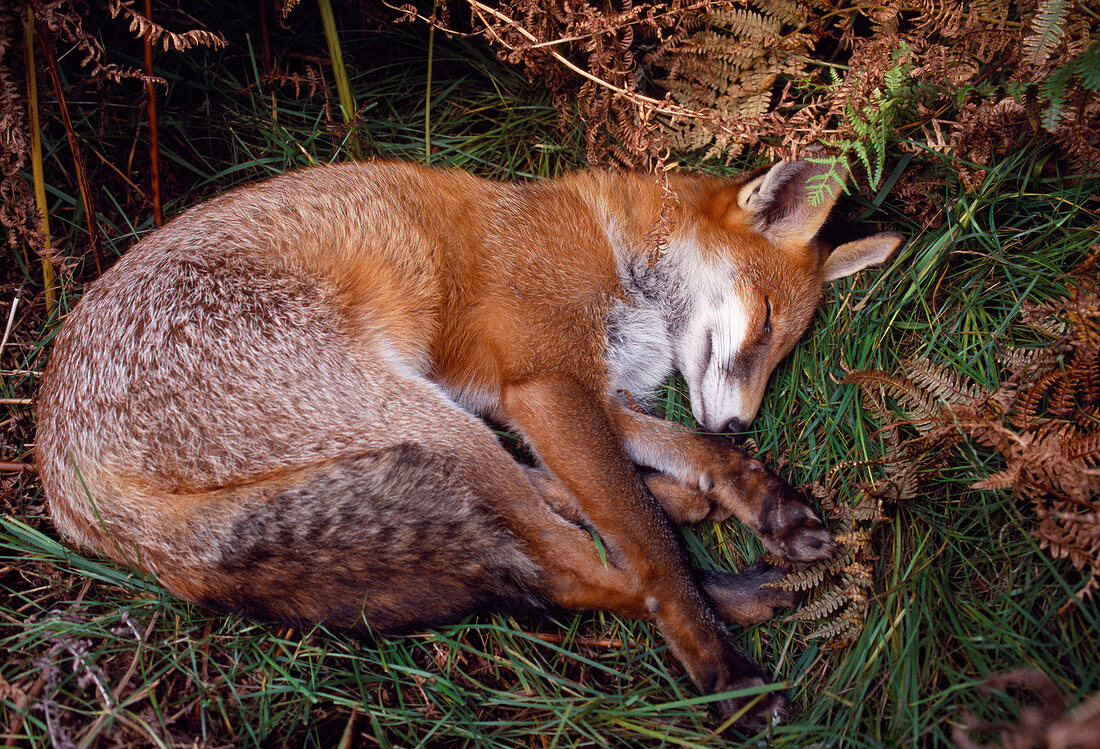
[280,0,303,20]
[824,544,859,574]
[257,66,326,99]
[768,483,882,647]
[971,465,1020,492]
[1011,366,1060,429]
[830,262,1100,633]
[832,530,872,552]
[0,6,43,262]
[878,458,923,503]
[906,358,993,410]
[850,492,888,523]
[843,369,945,434]
[769,563,828,591]
[848,257,1100,603]
[1069,430,1100,465]
[108,0,228,52]
[788,588,848,622]
[809,606,864,644]
[642,0,814,161]
[33,0,149,84]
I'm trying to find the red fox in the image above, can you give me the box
[36,160,902,731]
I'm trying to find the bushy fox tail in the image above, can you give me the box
[61,443,548,634]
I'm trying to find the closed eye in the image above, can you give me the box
[763,296,772,337]
[700,328,714,375]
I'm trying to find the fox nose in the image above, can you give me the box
[719,417,749,436]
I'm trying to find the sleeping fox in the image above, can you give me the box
[36,159,902,731]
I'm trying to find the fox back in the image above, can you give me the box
[37,160,901,729]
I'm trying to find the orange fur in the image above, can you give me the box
[37,160,902,730]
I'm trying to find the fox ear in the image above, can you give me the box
[822,231,904,282]
[736,161,849,245]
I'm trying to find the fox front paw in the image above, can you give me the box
[756,478,837,563]
[706,452,838,563]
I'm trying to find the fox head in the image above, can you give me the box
[672,161,904,434]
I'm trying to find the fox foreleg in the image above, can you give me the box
[612,405,838,564]
[501,377,786,729]
[522,466,805,626]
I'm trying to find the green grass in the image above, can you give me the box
[2,5,1098,746]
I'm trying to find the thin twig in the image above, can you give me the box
[0,284,23,356]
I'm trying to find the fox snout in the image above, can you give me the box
[692,367,767,436]
[685,303,774,436]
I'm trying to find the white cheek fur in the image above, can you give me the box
[685,291,756,431]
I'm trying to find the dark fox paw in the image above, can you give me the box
[698,560,805,625]
[757,479,838,564]
[683,629,794,733]
[713,678,791,735]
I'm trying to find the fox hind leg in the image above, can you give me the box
[164,421,788,730]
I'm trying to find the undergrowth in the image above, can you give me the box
[1,1,1098,746]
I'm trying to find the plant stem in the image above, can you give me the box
[144,0,164,226]
[22,6,56,320]
[318,0,359,157]
[425,1,437,163]
[34,13,103,276]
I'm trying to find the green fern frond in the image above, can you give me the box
[826,88,896,190]
[1023,0,1069,67]
[804,155,848,206]
[1039,38,1100,129]
[852,142,875,188]
[883,43,912,92]
[1074,40,1100,91]
[1041,63,1074,130]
